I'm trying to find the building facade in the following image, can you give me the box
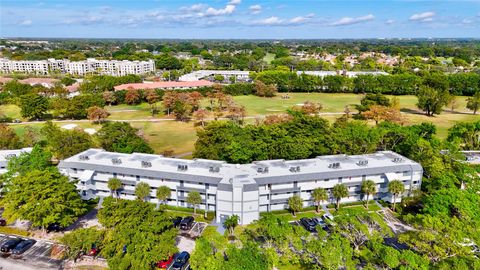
[179,70,250,82]
[0,58,155,76]
[58,149,422,225]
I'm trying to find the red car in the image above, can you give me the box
[88,247,98,256]
[156,254,175,268]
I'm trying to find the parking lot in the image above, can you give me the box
[0,233,63,270]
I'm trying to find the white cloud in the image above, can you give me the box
[331,14,374,26]
[204,4,236,16]
[249,4,262,14]
[228,0,241,5]
[409,11,435,22]
[180,3,207,12]
[252,13,314,26]
[255,16,283,25]
[19,19,32,26]
[385,19,395,25]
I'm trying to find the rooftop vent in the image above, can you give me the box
[111,158,122,165]
[5,154,16,159]
[257,167,269,174]
[79,155,89,161]
[356,160,368,166]
[141,161,152,168]
[209,166,220,173]
[289,166,301,173]
[392,157,404,163]
[328,162,341,169]
[177,164,188,171]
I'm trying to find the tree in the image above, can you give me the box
[145,89,160,115]
[361,180,376,209]
[102,91,116,106]
[98,197,177,269]
[107,178,122,199]
[299,101,323,115]
[388,180,404,211]
[2,169,86,233]
[125,87,140,105]
[311,188,328,213]
[0,124,22,149]
[448,96,459,112]
[253,80,277,97]
[416,86,450,116]
[41,122,93,159]
[61,227,105,260]
[96,122,153,154]
[86,106,110,123]
[19,94,49,119]
[135,182,151,202]
[193,108,209,127]
[332,184,349,210]
[361,105,404,125]
[186,191,202,214]
[223,215,239,236]
[287,195,303,217]
[466,91,480,114]
[156,186,171,205]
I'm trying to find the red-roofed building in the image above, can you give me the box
[114,80,214,91]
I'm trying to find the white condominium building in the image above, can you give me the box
[297,70,389,78]
[0,58,155,77]
[58,149,422,225]
[179,70,250,82]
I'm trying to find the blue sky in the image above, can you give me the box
[1,0,479,39]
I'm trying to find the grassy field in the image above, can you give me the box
[263,53,275,64]
[3,93,477,155]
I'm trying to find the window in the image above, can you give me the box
[73,168,78,173]
[136,175,140,181]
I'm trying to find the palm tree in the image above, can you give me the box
[388,180,404,211]
[223,215,239,236]
[332,184,349,210]
[288,195,303,217]
[311,188,328,213]
[107,178,122,200]
[156,186,171,205]
[186,191,202,215]
[361,180,377,209]
[135,182,151,202]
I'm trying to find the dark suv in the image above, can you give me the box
[172,216,182,228]
[300,218,317,232]
[171,251,190,270]
[180,217,194,230]
[47,223,63,233]
[12,239,36,255]
[1,238,22,253]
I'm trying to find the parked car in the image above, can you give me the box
[88,244,99,256]
[322,213,334,222]
[300,218,317,232]
[47,223,63,233]
[1,238,23,253]
[0,219,6,226]
[11,239,36,255]
[180,216,194,230]
[172,216,182,228]
[171,251,190,270]
[312,217,326,227]
[157,254,175,268]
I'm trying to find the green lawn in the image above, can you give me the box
[263,53,275,64]
[4,93,478,155]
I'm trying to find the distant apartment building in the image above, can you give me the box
[179,70,250,82]
[0,58,155,77]
[58,149,422,225]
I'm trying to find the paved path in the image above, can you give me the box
[374,201,415,234]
